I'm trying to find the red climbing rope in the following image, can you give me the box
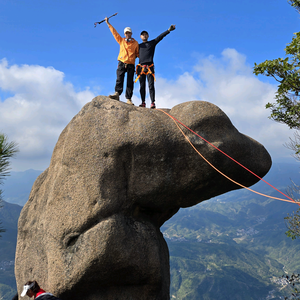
[157,108,300,205]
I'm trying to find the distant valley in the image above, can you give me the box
[0,163,300,300]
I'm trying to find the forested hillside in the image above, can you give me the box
[0,163,299,300]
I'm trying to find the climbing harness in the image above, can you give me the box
[157,109,300,206]
[94,12,118,27]
[135,64,156,83]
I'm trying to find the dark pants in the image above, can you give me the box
[115,61,135,99]
[138,65,155,103]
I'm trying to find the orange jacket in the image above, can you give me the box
[108,24,139,65]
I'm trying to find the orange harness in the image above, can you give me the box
[135,64,156,83]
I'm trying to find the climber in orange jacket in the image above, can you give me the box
[105,17,139,105]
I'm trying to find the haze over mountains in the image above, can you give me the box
[2,169,42,206]
[3,162,300,208]
[0,162,299,299]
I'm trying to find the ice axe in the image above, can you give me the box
[94,13,118,27]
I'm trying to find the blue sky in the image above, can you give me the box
[0,0,299,171]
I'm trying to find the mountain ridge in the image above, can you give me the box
[0,162,299,299]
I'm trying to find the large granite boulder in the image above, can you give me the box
[15,96,271,300]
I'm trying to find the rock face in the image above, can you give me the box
[15,96,271,300]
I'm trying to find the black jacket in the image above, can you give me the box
[138,30,170,65]
[12,293,18,300]
[36,293,61,300]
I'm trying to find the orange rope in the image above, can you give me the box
[157,109,299,205]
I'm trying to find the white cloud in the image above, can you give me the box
[0,58,95,171]
[148,48,294,162]
[0,49,295,172]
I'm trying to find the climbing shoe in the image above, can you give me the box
[126,99,134,105]
[108,91,120,101]
[150,102,156,109]
[139,102,146,107]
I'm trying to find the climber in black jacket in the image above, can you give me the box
[136,25,176,109]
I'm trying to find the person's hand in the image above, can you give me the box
[168,25,176,32]
[105,17,110,25]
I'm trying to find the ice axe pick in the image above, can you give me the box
[94,13,118,27]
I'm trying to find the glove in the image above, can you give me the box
[168,25,175,32]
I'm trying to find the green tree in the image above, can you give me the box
[253,0,300,129]
[254,1,300,299]
[253,0,300,235]
[253,32,300,129]
[282,273,300,300]
[0,133,18,236]
[282,132,300,244]
[289,0,300,11]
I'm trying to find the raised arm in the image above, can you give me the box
[154,24,176,45]
[105,17,123,45]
